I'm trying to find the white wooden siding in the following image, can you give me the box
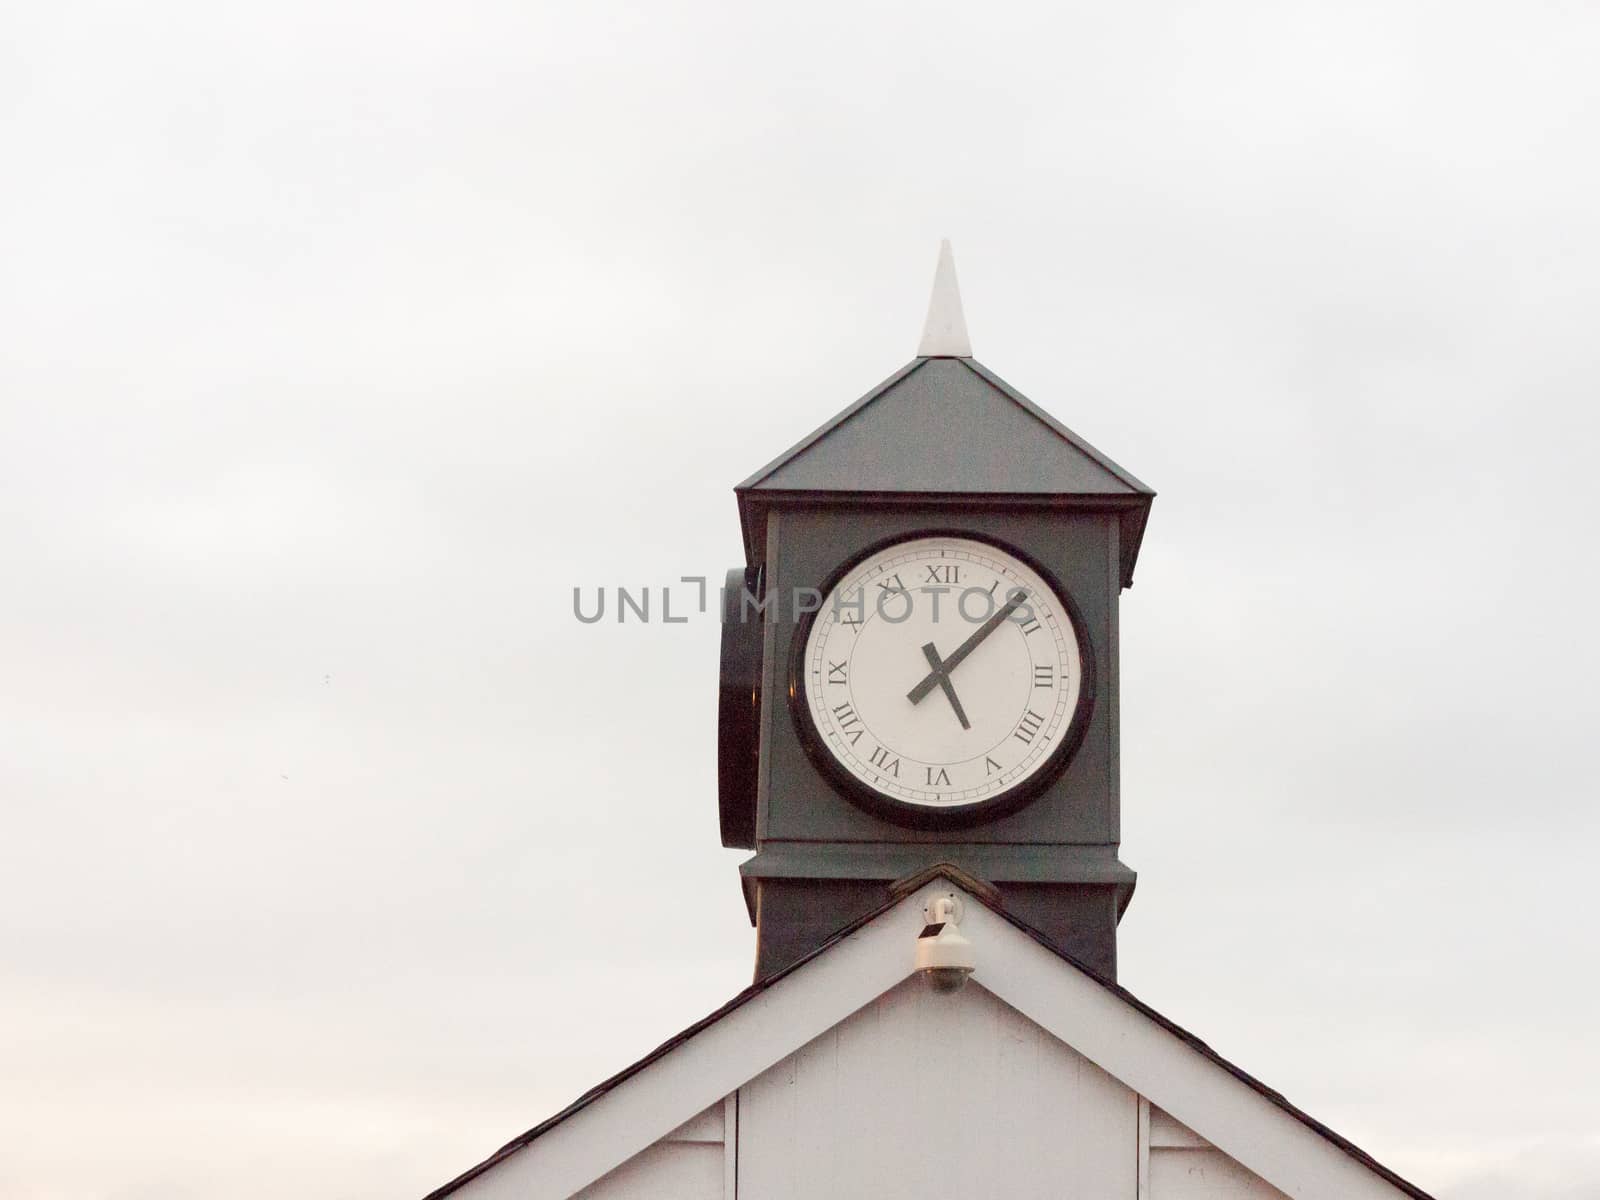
[571,1103,729,1200]
[1148,1106,1291,1200]
[737,976,1137,1200]
[570,1142,722,1199]
[1151,1146,1292,1199]
[567,998,1303,1200]
[446,880,1422,1200]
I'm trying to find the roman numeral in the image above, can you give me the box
[926,766,951,786]
[833,702,864,745]
[827,660,848,684]
[924,564,960,585]
[867,745,901,776]
[876,573,906,593]
[1013,709,1046,745]
[985,756,1001,776]
[1019,615,1042,636]
[1034,665,1054,688]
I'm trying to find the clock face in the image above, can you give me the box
[795,534,1091,819]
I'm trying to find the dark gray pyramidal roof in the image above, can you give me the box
[736,246,1155,586]
[741,356,1149,496]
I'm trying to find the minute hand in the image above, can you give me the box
[906,592,1026,705]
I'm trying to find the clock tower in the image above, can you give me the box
[720,243,1154,982]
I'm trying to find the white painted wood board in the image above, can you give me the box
[571,1101,727,1200]
[1151,1105,1211,1148]
[737,976,1136,1200]
[441,880,1427,1200]
[445,884,945,1198]
[1150,1147,1292,1199]
[570,1142,723,1200]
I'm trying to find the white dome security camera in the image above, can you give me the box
[915,892,975,993]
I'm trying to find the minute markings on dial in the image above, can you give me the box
[802,536,1082,808]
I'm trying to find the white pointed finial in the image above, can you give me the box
[916,239,973,358]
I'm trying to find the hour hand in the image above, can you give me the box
[907,590,1026,706]
[921,643,971,731]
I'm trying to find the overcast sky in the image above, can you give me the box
[3,3,1598,1198]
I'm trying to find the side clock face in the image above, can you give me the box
[795,534,1092,822]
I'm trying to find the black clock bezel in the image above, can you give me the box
[788,529,1097,831]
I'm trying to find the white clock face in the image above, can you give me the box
[798,535,1087,811]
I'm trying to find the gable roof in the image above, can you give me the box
[422,871,1436,1200]
[735,358,1156,588]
